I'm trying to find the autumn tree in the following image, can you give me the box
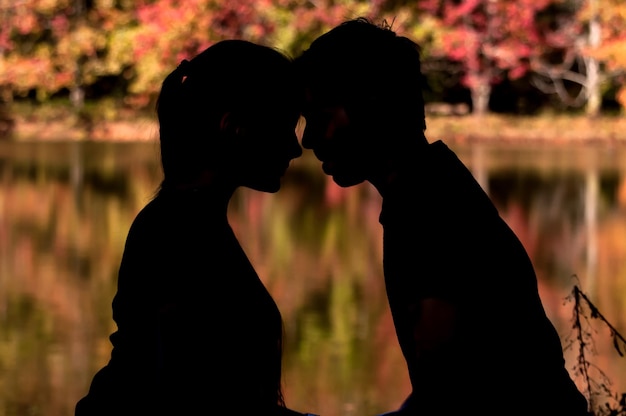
[1,0,73,101]
[0,0,285,110]
[0,0,138,108]
[126,0,284,105]
[265,0,378,56]
[593,0,626,112]
[531,0,626,115]
[407,0,553,116]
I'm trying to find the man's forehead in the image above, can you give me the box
[303,83,343,106]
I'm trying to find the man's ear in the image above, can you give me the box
[219,112,242,136]
[219,112,235,134]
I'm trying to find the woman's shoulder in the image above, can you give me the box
[277,407,318,416]
[122,194,180,248]
[128,194,165,229]
[130,190,199,226]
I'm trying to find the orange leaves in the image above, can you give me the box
[0,0,383,104]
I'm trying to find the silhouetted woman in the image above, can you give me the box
[75,40,306,416]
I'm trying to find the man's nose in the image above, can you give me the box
[301,126,317,149]
[291,138,303,158]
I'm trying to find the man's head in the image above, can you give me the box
[295,17,428,188]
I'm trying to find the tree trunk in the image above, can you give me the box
[585,7,602,117]
[70,84,85,110]
[471,82,491,116]
[585,57,601,116]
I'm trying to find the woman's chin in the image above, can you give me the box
[247,180,282,194]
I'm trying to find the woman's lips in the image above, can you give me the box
[322,160,334,174]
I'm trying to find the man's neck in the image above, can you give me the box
[368,139,431,196]
[368,167,399,197]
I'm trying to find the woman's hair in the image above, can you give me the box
[156,40,300,189]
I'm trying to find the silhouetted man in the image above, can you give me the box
[296,17,590,416]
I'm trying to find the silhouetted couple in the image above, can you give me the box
[76,17,590,416]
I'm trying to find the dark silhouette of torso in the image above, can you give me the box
[76,187,283,415]
[380,140,589,415]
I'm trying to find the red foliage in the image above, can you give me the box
[418,0,551,89]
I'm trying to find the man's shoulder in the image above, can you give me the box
[386,139,457,192]
[427,138,451,152]
[380,138,496,223]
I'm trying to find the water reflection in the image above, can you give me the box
[0,140,625,416]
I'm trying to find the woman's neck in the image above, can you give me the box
[161,171,237,207]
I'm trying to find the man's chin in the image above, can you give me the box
[321,161,334,176]
[331,174,364,188]
[321,162,364,187]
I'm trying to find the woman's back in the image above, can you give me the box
[78,189,285,414]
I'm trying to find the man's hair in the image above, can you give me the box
[295,17,426,132]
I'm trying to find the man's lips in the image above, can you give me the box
[322,160,334,174]
[313,147,327,161]
[311,147,335,174]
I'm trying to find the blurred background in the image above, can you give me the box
[1,1,626,416]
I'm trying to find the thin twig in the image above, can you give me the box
[573,286,595,410]
[575,286,626,347]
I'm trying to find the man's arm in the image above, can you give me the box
[410,297,457,360]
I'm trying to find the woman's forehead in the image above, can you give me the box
[303,84,344,110]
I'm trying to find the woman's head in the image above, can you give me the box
[156,40,303,193]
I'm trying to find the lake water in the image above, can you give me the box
[1,139,625,416]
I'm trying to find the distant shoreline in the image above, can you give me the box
[427,114,626,145]
[5,113,626,144]
[8,118,160,142]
